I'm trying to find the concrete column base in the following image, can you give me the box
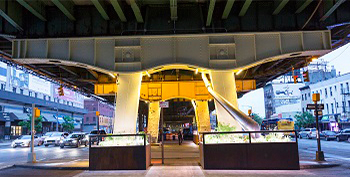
[209,70,241,130]
[147,101,160,143]
[113,72,143,134]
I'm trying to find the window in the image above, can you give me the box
[335,85,337,92]
[11,126,22,136]
[343,101,346,113]
[12,87,16,93]
[325,88,328,98]
[29,91,32,97]
[331,103,334,114]
[347,82,349,92]
[341,83,344,93]
[305,94,307,100]
[326,104,329,114]
[320,90,322,96]
[93,117,96,122]
[43,95,46,100]
[1,84,4,90]
[86,117,89,122]
[330,87,332,96]
[336,102,339,108]
[308,93,311,97]
[302,95,304,101]
[35,93,38,98]
[302,108,305,112]
[20,89,23,94]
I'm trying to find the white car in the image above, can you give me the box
[11,135,41,148]
[44,132,66,147]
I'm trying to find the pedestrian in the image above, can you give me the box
[178,130,183,145]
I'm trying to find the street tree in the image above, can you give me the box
[294,111,315,129]
[62,116,75,133]
[18,114,43,134]
[251,113,263,125]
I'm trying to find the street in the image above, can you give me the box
[0,145,88,169]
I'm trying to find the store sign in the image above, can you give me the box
[29,75,51,95]
[160,101,169,108]
[307,104,324,110]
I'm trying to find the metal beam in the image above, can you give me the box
[87,69,99,79]
[273,0,289,15]
[129,0,143,23]
[51,0,76,21]
[58,65,79,76]
[239,0,252,17]
[16,0,46,21]
[170,0,177,21]
[91,0,110,20]
[0,1,23,31]
[320,0,346,21]
[206,0,216,26]
[222,0,235,19]
[295,0,313,13]
[110,0,127,22]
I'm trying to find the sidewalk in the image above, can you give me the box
[11,141,340,170]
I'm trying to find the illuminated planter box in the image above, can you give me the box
[199,131,300,170]
[89,134,151,170]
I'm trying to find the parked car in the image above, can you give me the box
[44,132,68,147]
[60,133,88,148]
[336,129,350,142]
[320,131,337,141]
[11,135,41,148]
[298,128,317,139]
[88,130,107,144]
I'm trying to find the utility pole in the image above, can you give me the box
[56,108,59,131]
[161,107,164,164]
[28,104,36,163]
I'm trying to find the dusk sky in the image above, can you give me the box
[238,43,350,118]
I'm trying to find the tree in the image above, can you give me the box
[251,113,263,125]
[294,111,315,129]
[62,116,75,133]
[18,114,43,134]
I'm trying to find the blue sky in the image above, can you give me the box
[238,43,350,118]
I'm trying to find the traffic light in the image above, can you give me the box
[34,107,40,118]
[58,86,64,96]
[303,70,310,82]
[293,75,298,84]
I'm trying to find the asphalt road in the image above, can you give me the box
[298,138,350,166]
[0,145,89,169]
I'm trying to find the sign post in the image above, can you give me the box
[307,93,325,161]
[159,101,169,165]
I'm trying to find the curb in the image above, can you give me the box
[0,165,14,171]
[13,164,88,170]
[300,163,340,169]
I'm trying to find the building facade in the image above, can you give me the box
[83,99,114,133]
[264,83,303,119]
[0,61,86,139]
[300,73,350,130]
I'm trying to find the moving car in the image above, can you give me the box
[298,128,317,139]
[60,133,88,148]
[88,130,107,144]
[11,135,41,148]
[336,129,350,142]
[44,132,68,147]
[320,131,337,141]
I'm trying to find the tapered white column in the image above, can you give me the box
[194,100,211,132]
[113,72,142,133]
[209,70,241,130]
[147,101,161,143]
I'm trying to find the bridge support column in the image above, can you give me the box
[113,72,142,133]
[194,100,211,132]
[147,101,160,143]
[209,70,241,130]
